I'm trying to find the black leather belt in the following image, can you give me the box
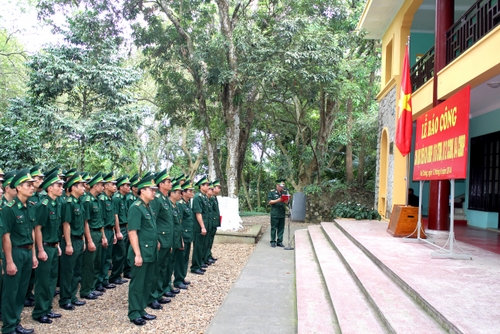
[16,244,33,250]
[43,242,59,247]
[120,223,128,227]
[90,228,102,232]
[104,226,114,230]
[71,235,84,240]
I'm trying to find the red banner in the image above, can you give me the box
[413,86,470,180]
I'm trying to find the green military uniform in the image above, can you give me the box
[59,174,87,307]
[1,170,36,334]
[110,176,131,283]
[174,182,195,287]
[148,170,174,304]
[268,179,289,246]
[98,173,116,289]
[205,181,220,264]
[127,175,158,322]
[123,173,139,278]
[191,176,211,273]
[32,170,64,320]
[165,183,183,292]
[80,173,104,298]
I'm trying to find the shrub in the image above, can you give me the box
[331,201,381,220]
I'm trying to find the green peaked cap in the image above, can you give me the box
[3,170,17,188]
[194,175,209,188]
[40,170,65,190]
[181,180,194,191]
[11,169,35,188]
[154,169,171,185]
[88,172,104,187]
[171,181,182,192]
[65,173,87,190]
[65,168,77,179]
[103,172,117,183]
[30,164,45,177]
[136,174,158,190]
[116,175,131,188]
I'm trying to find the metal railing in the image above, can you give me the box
[410,46,434,92]
[446,0,500,63]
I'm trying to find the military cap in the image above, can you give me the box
[45,165,65,178]
[177,173,186,181]
[130,173,140,187]
[103,172,117,183]
[142,171,153,179]
[154,169,171,185]
[116,175,131,188]
[81,172,92,181]
[171,181,182,192]
[30,164,45,178]
[88,172,104,187]
[194,175,209,187]
[136,174,158,190]
[3,170,17,188]
[181,181,194,191]
[276,178,286,186]
[40,170,65,190]
[65,168,77,180]
[212,179,221,187]
[65,173,87,190]
[11,169,35,188]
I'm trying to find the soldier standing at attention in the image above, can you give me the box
[59,173,87,311]
[206,180,221,264]
[268,179,289,248]
[123,173,139,279]
[80,173,105,300]
[190,176,210,275]
[110,175,131,285]
[32,170,65,324]
[165,181,183,294]
[203,184,215,267]
[97,173,117,291]
[127,174,159,326]
[173,180,194,289]
[0,170,4,322]
[1,169,38,334]
[148,169,174,309]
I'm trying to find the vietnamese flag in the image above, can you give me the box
[395,44,413,157]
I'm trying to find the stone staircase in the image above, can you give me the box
[295,222,461,334]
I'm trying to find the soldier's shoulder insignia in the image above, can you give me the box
[6,200,15,208]
[66,197,73,203]
[135,201,141,206]
[99,194,106,200]
[85,196,91,202]
[42,199,49,206]
[17,202,23,209]
[155,193,160,198]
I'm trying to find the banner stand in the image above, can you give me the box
[431,179,472,259]
[284,198,295,251]
[403,180,471,259]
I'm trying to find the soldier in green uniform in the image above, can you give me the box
[32,170,65,324]
[127,174,159,326]
[203,183,215,267]
[110,175,131,285]
[205,180,221,264]
[24,164,45,307]
[190,175,210,275]
[165,181,183,294]
[97,173,117,290]
[0,170,4,322]
[80,173,105,300]
[123,173,139,279]
[1,171,17,207]
[148,169,174,309]
[1,169,38,334]
[59,173,87,311]
[268,179,290,247]
[173,180,195,289]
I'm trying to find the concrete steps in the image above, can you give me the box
[295,222,451,334]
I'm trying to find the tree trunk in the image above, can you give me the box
[346,98,354,183]
[240,173,253,211]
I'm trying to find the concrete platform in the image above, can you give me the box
[334,219,500,334]
[214,224,262,244]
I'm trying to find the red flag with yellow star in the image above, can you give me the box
[395,44,413,157]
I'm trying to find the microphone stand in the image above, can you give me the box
[284,195,294,250]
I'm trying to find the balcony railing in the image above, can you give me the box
[410,46,434,92]
[446,0,500,63]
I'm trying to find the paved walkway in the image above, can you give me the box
[205,224,305,334]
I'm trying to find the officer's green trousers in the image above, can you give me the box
[149,247,170,303]
[173,242,191,286]
[80,230,102,297]
[32,245,58,319]
[1,247,32,333]
[128,261,155,320]
[190,231,206,272]
[98,228,114,287]
[59,238,83,306]
[270,217,285,244]
[110,225,128,282]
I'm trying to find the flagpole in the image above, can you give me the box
[404,36,411,206]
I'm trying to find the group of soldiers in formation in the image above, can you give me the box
[0,165,221,333]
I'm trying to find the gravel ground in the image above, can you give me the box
[18,241,255,333]
[16,215,307,333]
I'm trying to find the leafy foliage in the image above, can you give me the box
[331,201,381,220]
